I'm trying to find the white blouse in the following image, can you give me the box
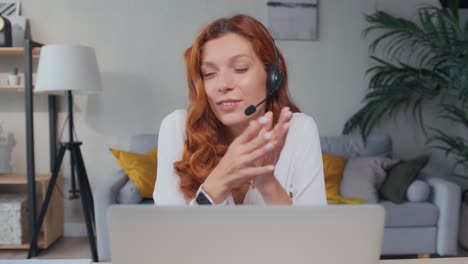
[153,109,326,206]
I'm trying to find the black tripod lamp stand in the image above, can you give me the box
[27,44,102,262]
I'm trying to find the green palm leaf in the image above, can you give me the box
[439,104,468,128]
[427,127,468,171]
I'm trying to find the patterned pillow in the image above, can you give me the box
[340,157,399,203]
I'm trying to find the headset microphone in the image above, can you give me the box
[244,89,277,116]
[245,97,267,116]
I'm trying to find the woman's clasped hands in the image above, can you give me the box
[202,107,293,203]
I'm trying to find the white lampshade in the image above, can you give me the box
[34,44,102,94]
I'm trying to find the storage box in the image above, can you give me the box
[0,194,28,244]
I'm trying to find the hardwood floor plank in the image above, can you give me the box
[0,238,90,259]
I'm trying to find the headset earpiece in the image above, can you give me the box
[266,45,284,96]
[267,63,283,95]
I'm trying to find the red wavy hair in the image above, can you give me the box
[174,14,300,200]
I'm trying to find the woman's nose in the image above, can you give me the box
[217,71,235,93]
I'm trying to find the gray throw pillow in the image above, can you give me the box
[340,157,399,203]
[117,180,143,204]
[405,180,431,202]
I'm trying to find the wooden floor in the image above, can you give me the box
[0,237,467,260]
[0,238,92,260]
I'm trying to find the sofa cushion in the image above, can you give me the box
[322,153,364,204]
[110,147,158,198]
[340,157,399,203]
[379,155,429,203]
[380,201,438,227]
[320,134,392,158]
[381,227,437,255]
[129,134,158,153]
[320,135,361,158]
[322,153,346,200]
[117,180,143,204]
[406,180,431,202]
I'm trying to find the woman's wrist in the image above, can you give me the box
[202,176,230,204]
[256,175,292,205]
[255,174,278,193]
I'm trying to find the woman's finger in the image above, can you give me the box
[235,119,265,144]
[272,108,291,141]
[257,111,273,138]
[274,122,290,151]
[265,122,289,163]
[244,140,276,162]
[240,164,276,178]
[265,111,273,129]
[242,129,274,155]
[274,107,292,133]
[243,113,274,154]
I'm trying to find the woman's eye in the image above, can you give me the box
[203,72,215,79]
[235,68,248,73]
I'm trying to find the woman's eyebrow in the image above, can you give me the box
[201,61,217,69]
[230,54,252,62]
[201,54,253,68]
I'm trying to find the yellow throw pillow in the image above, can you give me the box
[109,147,158,198]
[322,153,346,199]
[322,153,363,205]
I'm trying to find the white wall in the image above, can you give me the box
[2,0,463,229]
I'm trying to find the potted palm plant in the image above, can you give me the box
[343,0,468,186]
[342,0,468,248]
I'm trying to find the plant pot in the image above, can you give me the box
[7,75,20,86]
[0,143,12,174]
[460,190,468,250]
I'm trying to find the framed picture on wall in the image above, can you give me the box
[267,0,319,41]
[0,0,20,16]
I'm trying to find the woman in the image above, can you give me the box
[153,14,325,206]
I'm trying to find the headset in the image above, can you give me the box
[244,29,284,116]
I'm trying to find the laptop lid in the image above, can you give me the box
[108,205,385,264]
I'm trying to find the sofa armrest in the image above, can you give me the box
[94,169,129,261]
[426,177,461,256]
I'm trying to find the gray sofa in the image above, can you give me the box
[320,134,461,257]
[94,133,462,261]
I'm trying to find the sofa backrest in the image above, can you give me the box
[319,134,392,158]
[129,134,158,153]
[129,133,392,159]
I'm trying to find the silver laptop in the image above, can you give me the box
[108,205,385,264]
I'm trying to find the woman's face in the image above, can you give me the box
[201,33,267,135]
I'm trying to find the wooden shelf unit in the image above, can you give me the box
[0,47,41,57]
[0,173,64,249]
[0,85,24,91]
[0,43,60,253]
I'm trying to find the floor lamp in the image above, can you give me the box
[27,44,102,262]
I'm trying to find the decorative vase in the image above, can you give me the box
[7,75,20,86]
